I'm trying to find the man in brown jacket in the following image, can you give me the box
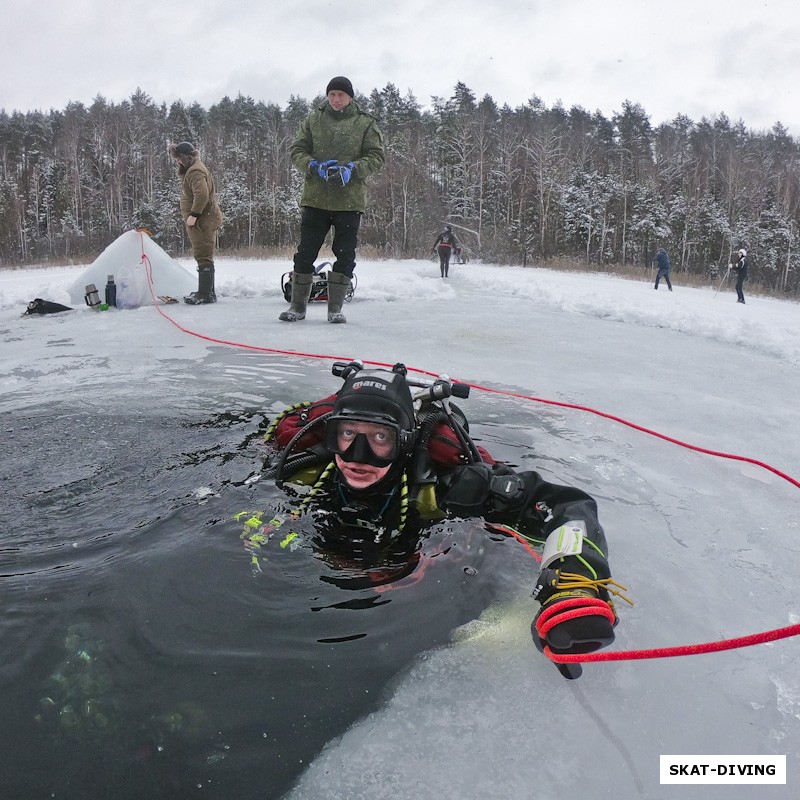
[169,142,224,304]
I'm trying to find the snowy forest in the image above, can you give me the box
[1,81,799,295]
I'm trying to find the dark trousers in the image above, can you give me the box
[293,207,362,278]
[437,245,452,276]
[736,277,746,302]
[655,269,672,290]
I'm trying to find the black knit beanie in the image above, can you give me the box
[326,76,354,98]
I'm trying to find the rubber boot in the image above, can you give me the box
[326,271,350,324]
[279,272,313,321]
[184,263,216,305]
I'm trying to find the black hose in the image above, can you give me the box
[442,405,483,464]
[416,403,483,465]
[265,450,328,481]
[273,412,333,484]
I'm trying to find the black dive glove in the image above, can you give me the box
[532,585,616,655]
[531,569,617,654]
[532,590,616,680]
[438,462,525,517]
[532,564,631,678]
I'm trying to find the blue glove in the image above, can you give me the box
[325,161,355,187]
[308,159,319,174]
[316,159,337,179]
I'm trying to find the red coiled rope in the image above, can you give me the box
[536,596,617,640]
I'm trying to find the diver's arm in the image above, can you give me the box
[436,463,611,582]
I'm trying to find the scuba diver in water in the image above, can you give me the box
[259,361,628,677]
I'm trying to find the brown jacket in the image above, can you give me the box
[180,160,224,229]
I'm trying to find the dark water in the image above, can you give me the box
[0,352,531,800]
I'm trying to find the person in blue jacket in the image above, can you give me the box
[653,247,673,291]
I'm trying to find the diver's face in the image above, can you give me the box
[335,455,391,490]
[334,420,395,489]
[335,420,396,460]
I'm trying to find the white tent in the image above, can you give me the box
[68,230,196,308]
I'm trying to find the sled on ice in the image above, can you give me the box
[281,262,356,304]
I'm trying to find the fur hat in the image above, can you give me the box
[168,141,198,159]
[325,76,354,98]
[738,248,747,257]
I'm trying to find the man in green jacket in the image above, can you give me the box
[280,76,385,324]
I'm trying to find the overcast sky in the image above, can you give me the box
[3,0,800,135]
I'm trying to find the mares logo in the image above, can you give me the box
[353,380,388,391]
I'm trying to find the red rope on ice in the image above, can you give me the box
[456,381,800,490]
[136,231,800,665]
[545,622,800,664]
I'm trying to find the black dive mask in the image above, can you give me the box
[325,416,403,468]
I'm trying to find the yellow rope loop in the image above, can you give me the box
[556,570,635,606]
[398,471,409,532]
[296,460,336,514]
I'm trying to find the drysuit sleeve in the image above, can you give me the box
[436,463,611,583]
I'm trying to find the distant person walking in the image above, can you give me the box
[432,224,459,278]
[280,76,385,324]
[733,248,749,303]
[169,142,224,305]
[652,247,672,291]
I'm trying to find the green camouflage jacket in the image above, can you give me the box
[290,101,385,212]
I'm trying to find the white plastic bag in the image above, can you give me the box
[115,264,149,309]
